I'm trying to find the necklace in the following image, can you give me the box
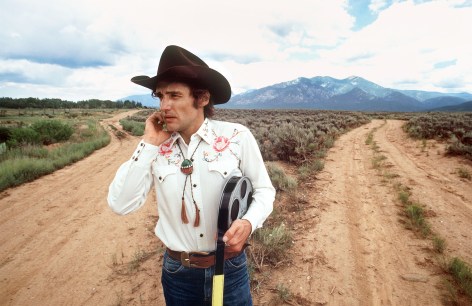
[176,138,203,227]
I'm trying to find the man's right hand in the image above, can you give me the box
[143,111,171,146]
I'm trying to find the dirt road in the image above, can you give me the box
[263,120,472,305]
[1,115,471,305]
[0,110,163,305]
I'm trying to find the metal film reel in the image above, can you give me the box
[218,176,253,232]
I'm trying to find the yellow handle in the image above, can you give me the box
[212,275,224,306]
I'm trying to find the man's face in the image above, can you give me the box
[154,82,208,138]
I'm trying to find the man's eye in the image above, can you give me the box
[152,92,163,100]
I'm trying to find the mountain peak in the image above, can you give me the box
[225,75,472,111]
[120,75,472,111]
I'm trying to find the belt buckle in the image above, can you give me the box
[180,251,192,267]
[180,251,211,268]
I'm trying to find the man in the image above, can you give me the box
[108,45,275,305]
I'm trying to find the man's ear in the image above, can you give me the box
[198,91,210,107]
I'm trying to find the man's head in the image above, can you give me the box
[131,45,231,106]
[153,81,210,138]
[153,79,215,118]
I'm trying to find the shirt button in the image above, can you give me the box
[200,233,204,238]
[224,171,227,175]
[134,158,138,161]
[159,176,162,180]
[193,184,197,188]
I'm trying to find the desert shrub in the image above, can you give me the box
[404,113,472,160]
[0,126,11,142]
[457,167,471,180]
[6,127,41,147]
[433,235,446,253]
[266,162,297,192]
[31,119,74,145]
[447,135,472,160]
[0,118,110,192]
[0,157,55,191]
[449,257,472,298]
[251,223,292,266]
[269,123,317,163]
[120,119,145,136]
[298,159,324,180]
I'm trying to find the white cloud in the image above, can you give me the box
[317,0,472,92]
[369,0,392,13]
[0,0,471,100]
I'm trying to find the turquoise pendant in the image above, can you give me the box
[181,159,193,175]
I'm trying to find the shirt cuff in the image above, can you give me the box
[242,215,260,234]
[129,140,159,167]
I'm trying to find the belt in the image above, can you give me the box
[166,248,242,269]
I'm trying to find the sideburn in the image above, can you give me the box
[192,91,214,118]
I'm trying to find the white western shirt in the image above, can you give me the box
[107,118,275,252]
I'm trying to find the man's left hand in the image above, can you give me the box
[222,219,252,252]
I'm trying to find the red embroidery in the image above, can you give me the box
[159,139,173,156]
[213,136,231,152]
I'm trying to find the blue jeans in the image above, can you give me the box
[161,251,252,306]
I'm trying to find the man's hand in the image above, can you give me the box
[223,219,252,252]
[143,111,171,146]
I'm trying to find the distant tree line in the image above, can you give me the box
[0,97,143,109]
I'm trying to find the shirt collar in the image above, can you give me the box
[166,118,214,147]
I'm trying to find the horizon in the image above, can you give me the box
[3,74,472,102]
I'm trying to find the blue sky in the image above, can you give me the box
[0,0,471,101]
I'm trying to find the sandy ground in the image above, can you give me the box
[1,114,471,305]
[261,119,472,306]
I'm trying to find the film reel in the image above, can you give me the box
[217,176,253,232]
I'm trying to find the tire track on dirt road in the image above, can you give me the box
[376,120,472,265]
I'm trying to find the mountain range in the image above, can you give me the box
[120,76,472,112]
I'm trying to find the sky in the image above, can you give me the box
[1,0,471,101]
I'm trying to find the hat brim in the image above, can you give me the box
[131,66,231,104]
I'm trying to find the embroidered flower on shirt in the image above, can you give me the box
[203,128,241,162]
[158,138,184,166]
[213,136,231,152]
[158,139,174,156]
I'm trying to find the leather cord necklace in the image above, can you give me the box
[176,138,203,227]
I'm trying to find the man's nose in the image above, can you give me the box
[160,98,172,110]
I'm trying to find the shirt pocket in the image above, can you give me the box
[154,165,178,184]
[207,160,241,179]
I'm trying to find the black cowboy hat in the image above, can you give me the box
[131,45,231,104]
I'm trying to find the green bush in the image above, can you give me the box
[31,119,74,145]
[404,113,472,160]
[298,159,324,180]
[0,126,11,142]
[0,157,55,191]
[7,127,41,147]
[0,118,110,192]
[266,162,297,192]
[252,223,292,265]
[120,119,144,136]
[449,257,472,298]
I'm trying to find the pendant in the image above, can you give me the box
[180,159,193,175]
